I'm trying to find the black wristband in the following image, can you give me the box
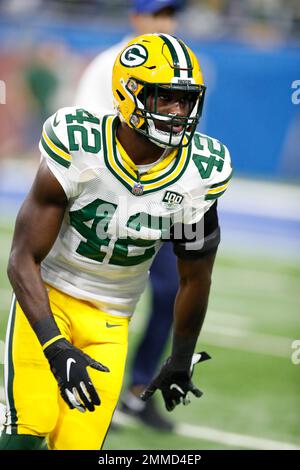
[32,316,61,347]
[171,334,198,370]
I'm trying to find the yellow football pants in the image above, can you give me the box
[3,285,129,450]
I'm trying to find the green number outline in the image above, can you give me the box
[69,198,171,266]
[66,109,101,154]
[193,134,225,179]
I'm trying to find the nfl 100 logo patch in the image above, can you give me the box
[162,190,184,209]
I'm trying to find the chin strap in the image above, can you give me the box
[147,119,183,148]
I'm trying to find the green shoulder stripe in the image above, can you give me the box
[40,135,71,168]
[205,189,227,201]
[209,169,233,189]
[45,120,69,154]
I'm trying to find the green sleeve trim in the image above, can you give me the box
[205,189,227,200]
[40,136,71,168]
[45,119,70,154]
[209,169,233,189]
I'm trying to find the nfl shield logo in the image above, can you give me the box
[132,182,144,196]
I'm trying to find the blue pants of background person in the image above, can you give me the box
[130,242,178,387]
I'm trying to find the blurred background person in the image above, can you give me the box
[75,0,186,432]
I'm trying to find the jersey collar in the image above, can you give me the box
[102,115,191,195]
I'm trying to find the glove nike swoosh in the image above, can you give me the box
[66,357,76,382]
[170,383,185,395]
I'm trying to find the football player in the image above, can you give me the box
[0,33,232,450]
[75,0,185,432]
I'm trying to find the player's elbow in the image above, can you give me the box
[7,249,35,286]
[7,250,20,285]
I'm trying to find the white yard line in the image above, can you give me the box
[209,310,253,328]
[176,423,300,450]
[201,325,293,358]
[113,409,300,450]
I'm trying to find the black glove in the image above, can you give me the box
[140,351,211,412]
[44,338,109,413]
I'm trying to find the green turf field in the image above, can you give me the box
[0,220,299,449]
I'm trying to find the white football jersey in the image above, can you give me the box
[39,107,232,317]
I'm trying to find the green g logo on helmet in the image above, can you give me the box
[120,45,148,67]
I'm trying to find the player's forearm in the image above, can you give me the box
[171,277,210,368]
[7,252,57,334]
[171,253,216,368]
[174,278,209,336]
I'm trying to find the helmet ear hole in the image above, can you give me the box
[137,88,145,103]
[116,89,125,101]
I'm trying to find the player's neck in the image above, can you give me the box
[116,121,165,165]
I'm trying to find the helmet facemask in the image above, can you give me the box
[126,79,206,148]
